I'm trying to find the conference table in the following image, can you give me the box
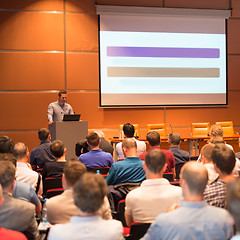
[110,134,240,161]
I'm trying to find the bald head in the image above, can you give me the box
[181,161,208,195]
[13,142,28,160]
[122,138,137,150]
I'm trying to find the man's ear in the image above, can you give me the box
[64,148,67,155]
[142,162,146,171]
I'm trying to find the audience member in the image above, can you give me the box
[140,131,176,179]
[0,161,39,239]
[78,132,114,168]
[75,130,114,157]
[204,143,235,208]
[227,178,240,240]
[125,149,181,226]
[0,136,14,154]
[142,161,233,240]
[13,142,43,196]
[106,138,145,185]
[30,128,56,170]
[235,137,240,159]
[200,143,219,184]
[0,183,27,240]
[48,173,123,240]
[42,140,66,181]
[0,153,42,214]
[46,160,112,224]
[116,123,146,159]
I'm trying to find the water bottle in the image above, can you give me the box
[96,170,100,174]
[42,198,48,227]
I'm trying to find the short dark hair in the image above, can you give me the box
[146,131,160,147]
[0,136,14,154]
[122,138,137,150]
[64,160,87,186]
[73,173,107,213]
[200,143,215,162]
[13,142,28,159]
[123,123,135,138]
[211,144,236,175]
[209,136,225,144]
[0,153,17,166]
[168,133,181,145]
[0,161,15,190]
[181,161,208,195]
[58,89,67,97]
[86,132,100,147]
[227,179,240,232]
[38,128,50,141]
[145,149,166,174]
[50,140,65,158]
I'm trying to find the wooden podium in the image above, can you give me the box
[49,121,88,160]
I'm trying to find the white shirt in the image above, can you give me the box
[125,178,182,223]
[116,138,146,159]
[204,163,219,184]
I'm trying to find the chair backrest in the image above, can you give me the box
[46,188,64,198]
[43,177,63,195]
[175,163,185,180]
[163,172,174,182]
[116,199,127,227]
[215,121,234,137]
[129,223,151,240]
[191,122,210,137]
[147,124,167,139]
[87,167,110,174]
[120,124,139,137]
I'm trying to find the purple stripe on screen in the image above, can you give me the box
[107,47,220,58]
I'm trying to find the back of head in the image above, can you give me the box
[200,143,215,163]
[146,131,160,147]
[181,161,208,195]
[0,136,14,154]
[0,161,15,190]
[123,123,135,138]
[168,132,181,145]
[211,143,235,175]
[0,153,17,166]
[122,138,137,150]
[50,140,64,158]
[13,142,28,160]
[64,160,87,186]
[210,124,223,137]
[86,132,100,147]
[73,172,107,213]
[38,128,50,141]
[58,89,67,97]
[145,148,166,174]
[227,179,240,231]
[209,136,225,144]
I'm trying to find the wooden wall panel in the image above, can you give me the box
[0,52,64,90]
[164,0,229,9]
[0,92,57,131]
[66,0,96,13]
[67,53,99,90]
[228,55,240,90]
[66,13,98,51]
[96,0,163,7]
[0,0,64,11]
[228,19,240,54]
[231,0,240,18]
[0,12,64,50]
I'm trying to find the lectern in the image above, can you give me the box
[49,121,88,160]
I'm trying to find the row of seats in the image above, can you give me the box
[120,121,235,138]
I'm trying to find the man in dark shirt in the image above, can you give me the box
[30,128,56,170]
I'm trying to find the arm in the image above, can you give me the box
[125,212,133,227]
[47,103,54,125]
[106,165,116,185]
[171,167,176,180]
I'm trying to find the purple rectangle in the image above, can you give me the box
[107,47,220,58]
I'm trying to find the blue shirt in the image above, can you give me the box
[78,149,114,168]
[47,101,73,122]
[30,140,56,168]
[106,157,146,185]
[169,146,190,165]
[142,201,233,240]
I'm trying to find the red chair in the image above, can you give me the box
[86,167,110,177]
[125,222,151,240]
[43,177,63,196]
[116,199,127,227]
[46,188,64,198]
[163,172,174,182]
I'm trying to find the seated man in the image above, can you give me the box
[48,173,123,240]
[0,161,39,240]
[125,149,182,225]
[0,136,14,154]
[140,131,176,179]
[30,128,56,170]
[78,132,114,168]
[116,123,146,159]
[106,138,145,186]
[42,140,67,181]
[142,161,233,240]
[46,160,112,224]
[204,143,235,208]
[13,142,43,196]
